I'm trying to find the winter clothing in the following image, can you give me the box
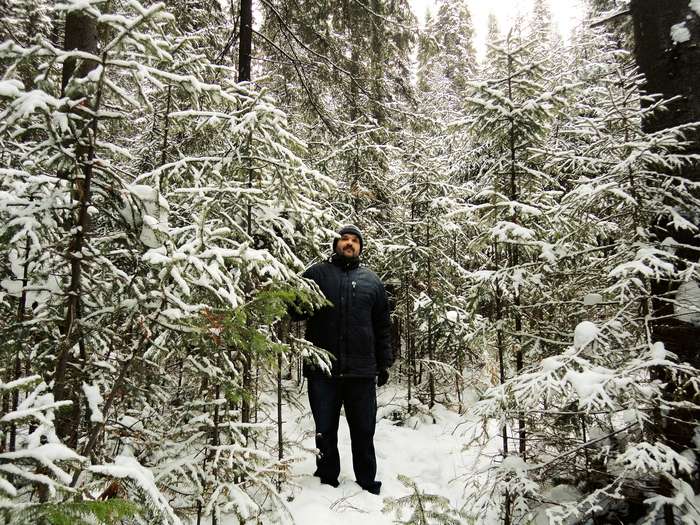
[301,252,392,378]
[377,368,389,387]
[300,228,392,494]
[308,376,378,489]
[332,224,364,255]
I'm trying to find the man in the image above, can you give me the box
[300,224,392,495]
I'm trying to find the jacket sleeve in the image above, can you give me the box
[372,281,393,370]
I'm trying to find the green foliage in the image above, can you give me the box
[463,19,700,525]
[2,498,139,525]
[383,474,468,525]
[1,0,695,523]
[418,0,476,95]
[0,0,333,521]
[190,285,323,361]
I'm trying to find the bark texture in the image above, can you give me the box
[54,10,99,446]
[630,0,700,362]
[630,0,700,511]
[631,0,700,181]
[238,0,252,82]
[61,11,98,93]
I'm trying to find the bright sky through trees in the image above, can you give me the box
[409,0,585,59]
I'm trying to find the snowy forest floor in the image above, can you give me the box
[216,381,501,524]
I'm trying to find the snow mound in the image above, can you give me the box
[540,356,563,372]
[674,280,700,326]
[693,0,700,17]
[650,341,667,361]
[500,455,528,474]
[582,293,602,306]
[670,22,691,43]
[573,321,598,348]
[0,79,23,98]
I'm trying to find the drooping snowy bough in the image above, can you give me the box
[0,1,333,523]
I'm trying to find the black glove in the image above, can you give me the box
[377,369,389,387]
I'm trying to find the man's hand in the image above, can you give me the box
[377,369,389,387]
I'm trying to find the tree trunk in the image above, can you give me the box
[630,0,700,508]
[61,11,98,95]
[238,0,253,83]
[631,0,700,177]
[276,320,288,492]
[426,222,435,410]
[237,0,255,442]
[9,237,31,453]
[53,9,98,447]
[405,276,413,416]
[369,0,385,126]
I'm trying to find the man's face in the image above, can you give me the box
[336,233,361,258]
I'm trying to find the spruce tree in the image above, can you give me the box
[0,1,333,521]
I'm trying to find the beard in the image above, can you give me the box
[334,245,360,262]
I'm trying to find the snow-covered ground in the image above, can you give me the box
[272,383,499,524]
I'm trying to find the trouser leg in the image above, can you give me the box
[342,378,379,489]
[308,376,342,482]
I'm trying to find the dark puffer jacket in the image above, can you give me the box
[302,254,392,378]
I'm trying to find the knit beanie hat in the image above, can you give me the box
[332,224,364,255]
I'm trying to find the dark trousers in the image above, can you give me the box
[308,376,377,486]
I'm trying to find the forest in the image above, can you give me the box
[0,0,699,523]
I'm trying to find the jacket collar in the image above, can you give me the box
[330,253,360,271]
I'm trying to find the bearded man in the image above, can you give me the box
[300,224,392,495]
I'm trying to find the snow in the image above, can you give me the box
[472,269,495,282]
[124,184,170,248]
[500,455,529,474]
[650,341,667,361]
[0,463,63,496]
[139,225,161,248]
[564,369,612,406]
[86,65,103,82]
[0,79,23,98]
[56,0,100,13]
[82,383,104,423]
[445,310,459,322]
[0,476,17,497]
[210,384,502,525]
[490,221,535,241]
[117,415,144,431]
[674,280,700,326]
[0,443,83,464]
[573,320,598,348]
[128,184,158,202]
[535,484,582,525]
[0,374,41,392]
[540,356,563,372]
[10,90,60,122]
[159,308,185,320]
[670,22,691,43]
[615,442,694,475]
[539,242,556,263]
[0,278,22,296]
[3,3,697,521]
[170,266,191,296]
[582,293,603,306]
[692,0,700,17]
[609,246,674,279]
[545,484,581,504]
[90,452,182,524]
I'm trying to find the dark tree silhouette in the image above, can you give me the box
[631,1,700,520]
